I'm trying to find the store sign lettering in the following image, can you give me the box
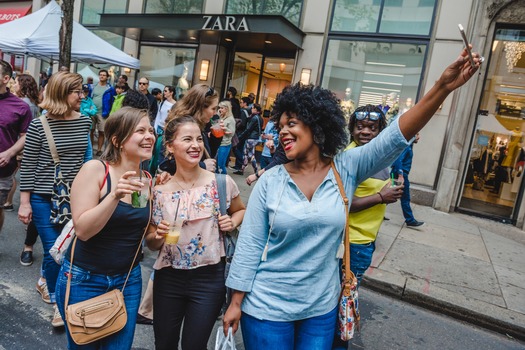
[202,16,249,32]
[0,14,20,21]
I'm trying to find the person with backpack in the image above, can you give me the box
[233,103,262,176]
[146,115,245,349]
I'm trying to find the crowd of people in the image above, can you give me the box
[0,45,482,349]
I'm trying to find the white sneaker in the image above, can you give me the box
[52,304,64,328]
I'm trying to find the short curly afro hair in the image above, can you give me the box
[271,83,348,157]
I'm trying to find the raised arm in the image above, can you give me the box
[398,47,482,140]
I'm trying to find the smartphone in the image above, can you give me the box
[458,24,476,67]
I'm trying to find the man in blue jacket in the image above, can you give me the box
[391,133,425,228]
[92,69,115,156]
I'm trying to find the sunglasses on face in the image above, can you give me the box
[138,82,148,85]
[205,87,215,97]
[355,111,382,121]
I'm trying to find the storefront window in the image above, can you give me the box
[459,27,525,221]
[225,0,303,26]
[321,39,426,121]
[81,0,128,25]
[139,46,196,98]
[331,0,436,36]
[144,0,204,14]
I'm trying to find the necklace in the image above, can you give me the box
[173,171,201,191]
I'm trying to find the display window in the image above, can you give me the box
[459,27,525,222]
[321,39,426,121]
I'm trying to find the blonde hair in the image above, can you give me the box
[101,107,151,164]
[166,84,218,129]
[39,71,83,117]
[218,100,233,119]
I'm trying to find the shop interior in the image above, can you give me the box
[460,29,525,220]
[230,52,294,114]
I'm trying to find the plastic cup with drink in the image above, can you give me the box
[211,120,225,138]
[165,220,183,245]
[130,176,150,208]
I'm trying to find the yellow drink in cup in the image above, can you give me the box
[165,221,182,245]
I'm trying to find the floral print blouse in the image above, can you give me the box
[152,176,240,270]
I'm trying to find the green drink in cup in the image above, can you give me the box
[130,177,149,208]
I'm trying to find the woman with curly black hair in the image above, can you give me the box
[223,48,482,349]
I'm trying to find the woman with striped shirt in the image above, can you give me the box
[18,71,92,328]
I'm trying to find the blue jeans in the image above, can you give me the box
[400,173,416,223]
[241,306,338,350]
[55,259,142,350]
[30,193,62,302]
[217,144,232,174]
[350,241,376,287]
[234,138,246,170]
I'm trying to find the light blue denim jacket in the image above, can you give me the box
[226,118,410,321]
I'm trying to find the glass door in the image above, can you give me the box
[458,27,525,222]
[229,52,295,113]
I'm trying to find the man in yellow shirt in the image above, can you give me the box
[347,105,404,285]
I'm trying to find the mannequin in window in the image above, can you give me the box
[377,94,390,115]
[501,128,523,180]
[341,88,355,117]
[176,61,190,99]
[386,92,399,125]
[400,97,413,116]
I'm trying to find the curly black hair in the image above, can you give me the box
[348,104,387,142]
[271,83,348,157]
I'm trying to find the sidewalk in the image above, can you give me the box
[230,171,525,341]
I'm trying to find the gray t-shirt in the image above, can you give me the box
[92,83,109,112]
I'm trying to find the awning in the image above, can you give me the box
[0,5,31,24]
[100,14,304,56]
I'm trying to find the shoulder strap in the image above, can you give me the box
[215,173,228,216]
[330,161,353,290]
[39,115,60,164]
[99,160,110,193]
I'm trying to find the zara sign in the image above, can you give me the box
[202,15,249,31]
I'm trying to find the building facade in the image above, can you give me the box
[4,0,525,228]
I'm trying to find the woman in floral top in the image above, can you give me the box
[146,115,246,350]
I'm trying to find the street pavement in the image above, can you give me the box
[1,167,524,348]
[230,170,525,342]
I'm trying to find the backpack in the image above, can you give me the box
[215,173,238,309]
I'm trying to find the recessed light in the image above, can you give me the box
[190,36,196,40]
[225,38,232,42]
[158,35,165,39]
[265,40,272,44]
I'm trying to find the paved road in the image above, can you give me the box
[1,171,525,349]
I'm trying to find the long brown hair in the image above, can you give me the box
[165,84,218,129]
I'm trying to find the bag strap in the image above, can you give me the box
[215,173,227,216]
[64,174,152,310]
[39,115,60,164]
[330,161,353,295]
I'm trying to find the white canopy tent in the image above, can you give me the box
[0,0,139,69]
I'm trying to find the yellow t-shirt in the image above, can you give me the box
[347,142,390,244]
